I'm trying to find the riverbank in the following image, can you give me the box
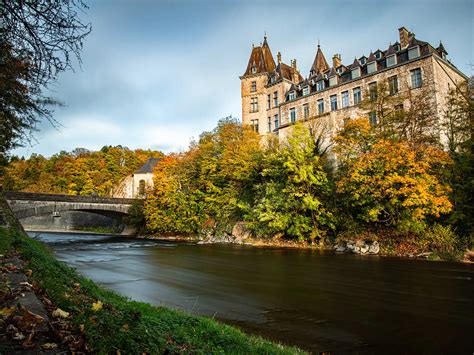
[0,227,303,353]
[140,230,473,263]
[0,201,302,353]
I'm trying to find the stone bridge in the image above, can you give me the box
[4,191,136,221]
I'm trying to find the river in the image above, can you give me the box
[29,232,473,354]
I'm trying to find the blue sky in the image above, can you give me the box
[13,0,473,157]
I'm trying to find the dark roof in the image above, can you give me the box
[134,158,161,174]
[367,52,376,63]
[242,37,276,76]
[310,45,330,74]
[437,41,447,54]
[386,44,397,56]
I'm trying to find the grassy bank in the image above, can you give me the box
[0,227,302,353]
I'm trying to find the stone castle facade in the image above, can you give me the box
[240,27,467,146]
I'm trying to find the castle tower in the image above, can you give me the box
[240,36,276,133]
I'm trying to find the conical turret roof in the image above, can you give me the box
[310,44,330,75]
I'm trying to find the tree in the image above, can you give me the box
[247,124,334,241]
[1,0,91,86]
[336,138,452,230]
[360,78,439,145]
[441,79,474,237]
[0,0,91,156]
[0,39,58,154]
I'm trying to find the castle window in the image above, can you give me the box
[353,87,361,104]
[303,103,309,119]
[351,67,361,79]
[267,94,271,109]
[359,57,366,65]
[251,66,257,74]
[250,97,258,112]
[138,179,146,196]
[341,91,349,108]
[273,91,278,106]
[290,108,296,123]
[411,68,422,88]
[316,80,325,91]
[302,86,310,96]
[369,111,377,125]
[317,99,324,115]
[251,119,259,133]
[288,91,296,101]
[388,75,398,95]
[375,52,382,60]
[367,62,377,74]
[271,76,276,83]
[369,82,377,101]
[394,44,400,52]
[330,94,338,111]
[251,81,257,92]
[408,46,420,60]
[268,117,272,132]
[329,76,338,87]
[274,114,279,129]
[386,54,397,67]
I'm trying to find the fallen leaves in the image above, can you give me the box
[41,342,58,350]
[91,300,103,312]
[52,308,69,318]
[0,306,15,317]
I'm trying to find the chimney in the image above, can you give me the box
[332,54,341,68]
[399,27,409,48]
[277,51,282,64]
[290,59,299,82]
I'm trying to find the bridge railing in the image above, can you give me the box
[4,191,137,205]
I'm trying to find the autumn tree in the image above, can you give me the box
[335,120,453,232]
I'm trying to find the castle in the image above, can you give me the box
[240,27,467,146]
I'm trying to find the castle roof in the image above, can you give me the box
[242,36,276,76]
[310,45,330,74]
[134,158,161,174]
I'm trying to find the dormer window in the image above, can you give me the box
[271,76,276,83]
[375,52,382,60]
[302,86,310,96]
[316,80,325,91]
[386,54,397,67]
[367,62,377,74]
[351,67,361,79]
[359,57,366,65]
[408,46,420,60]
[251,66,257,74]
[288,91,296,101]
[329,76,338,87]
[336,67,343,74]
[394,44,400,52]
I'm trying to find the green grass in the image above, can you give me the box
[0,227,303,354]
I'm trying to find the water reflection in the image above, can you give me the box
[30,232,474,354]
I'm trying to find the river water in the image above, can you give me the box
[29,232,473,354]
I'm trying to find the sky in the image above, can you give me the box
[13,0,474,158]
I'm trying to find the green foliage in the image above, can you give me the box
[246,124,334,241]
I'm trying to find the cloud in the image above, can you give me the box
[11,0,473,158]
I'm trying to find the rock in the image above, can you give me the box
[231,222,252,242]
[335,245,347,253]
[360,243,369,254]
[368,241,380,254]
